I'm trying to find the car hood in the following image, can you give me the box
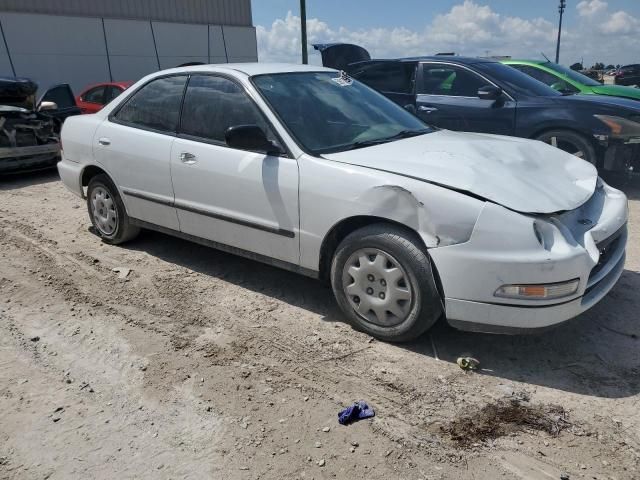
[556,92,640,111]
[322,130,598,214]
[590,84,640,100]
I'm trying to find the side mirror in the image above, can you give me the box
[225,125,282,155]
[477,85,502,100]
[38,101,58,112]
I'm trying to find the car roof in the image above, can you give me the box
[501,59,547,65]
[156,63,336,77]
[81,81,133,91]
[354,56,498,65]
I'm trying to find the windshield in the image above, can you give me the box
[252,72,431,155]
[543,62,601,86]
[473,62,562,97]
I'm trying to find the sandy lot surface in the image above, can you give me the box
[0,170,639,480]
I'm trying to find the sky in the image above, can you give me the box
[251,0,640,67]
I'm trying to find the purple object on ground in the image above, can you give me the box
[338,401,375,425]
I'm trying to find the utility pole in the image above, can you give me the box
[300,0,308,64]
[555,0,566,63]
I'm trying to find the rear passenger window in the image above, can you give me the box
[114,76,187,133]
[179,75,276,146]
[352,62,416,94]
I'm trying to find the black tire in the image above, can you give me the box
[86,174,139,245]
[330,224,442,343]
[535,130,598,166]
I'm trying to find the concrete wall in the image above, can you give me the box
[0,12,257,94]
[0,0,253,27]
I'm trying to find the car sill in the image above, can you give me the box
[129,217,318,279]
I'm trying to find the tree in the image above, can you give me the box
[591,62,605,70]
[605,64,615,70]
[570,62,583,71]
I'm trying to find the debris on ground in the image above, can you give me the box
[457,356,480,371]
[338,401,375,425]
[443,398,570,447]
[112,267,131,279]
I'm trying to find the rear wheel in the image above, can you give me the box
[330,224,442,343]
[86,174,139,245]
[535,130,597,166]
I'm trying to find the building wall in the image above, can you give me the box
[0,0,252,26]
[0,2,257,94]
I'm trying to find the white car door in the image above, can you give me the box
[170,74,299,264]
[93,75,188,230]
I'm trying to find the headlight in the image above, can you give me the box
[594,115,640,140]
[494,279,579,300]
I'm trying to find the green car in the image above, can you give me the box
[502,59,640,101]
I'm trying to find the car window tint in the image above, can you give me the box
[180,75,275,146]
[83,86,105,103]
[104,85,123,103]
[352,62,416,94]
[114,76,187,133]
[253,72,430,155]
[512,65,577,92]
[420,64,490,97]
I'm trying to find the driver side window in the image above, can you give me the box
[420,64,490,97]
[179,75,276,148]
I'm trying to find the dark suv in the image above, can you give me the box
[314,43,640,175]
[615,64,640,87]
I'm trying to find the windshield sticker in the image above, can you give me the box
[332,71,353,87]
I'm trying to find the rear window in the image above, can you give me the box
[621,65,640,73]
[351,62,416,94]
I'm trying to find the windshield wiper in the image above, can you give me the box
[341,129,430,152]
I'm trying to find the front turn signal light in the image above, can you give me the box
[494,279,579,300]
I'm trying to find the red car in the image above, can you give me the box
[75,81,133,114]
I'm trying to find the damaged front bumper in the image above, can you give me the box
[0,144,60,173]
[429,179,628,333]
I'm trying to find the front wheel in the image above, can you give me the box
[86,174,140,245]
[535,130,598,166]
[330,224,442,343]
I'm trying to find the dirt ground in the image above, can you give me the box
[0,170,639,480]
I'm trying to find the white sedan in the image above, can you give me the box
[58,64,628,342]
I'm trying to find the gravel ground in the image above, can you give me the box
[0,170,639,480]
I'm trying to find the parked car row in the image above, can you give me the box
[314,44,640,175]
[58,62,628,342]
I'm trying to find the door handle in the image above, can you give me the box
[418,106,438,113]
[98,137,111,146]
[180,152,197,165]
